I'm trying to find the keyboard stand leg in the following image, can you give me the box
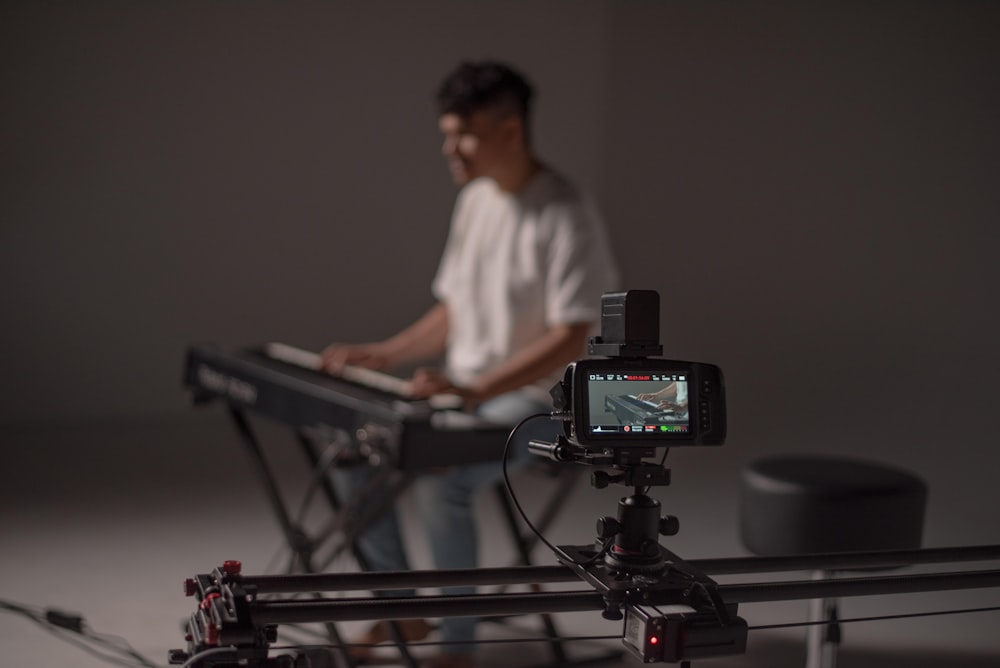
[226,408,360,668]
[296,432,421,668]
[229,408,315,569]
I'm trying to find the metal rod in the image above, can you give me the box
[251,591,605,625]
[691,545,1000,575]
[244,565,578,594]
[245,569,1000,625]
[721,568,1000,604]
[241,545,1000,594]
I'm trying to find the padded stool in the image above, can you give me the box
[739,455,928,668]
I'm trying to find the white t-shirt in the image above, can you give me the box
[675,381,689,417]
[432,169,620,399]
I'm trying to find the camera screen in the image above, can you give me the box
[583,369,691,438]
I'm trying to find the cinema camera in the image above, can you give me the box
[547,289,726,451]
[527,290,747,663]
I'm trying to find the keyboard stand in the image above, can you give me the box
[220,399,610,668]
[224,406,421,668]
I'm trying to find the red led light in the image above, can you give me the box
[649,636,659,645]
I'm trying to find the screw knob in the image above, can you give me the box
[659,515,680,536]
[596,516,622,539]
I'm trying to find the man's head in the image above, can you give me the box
[435,61,536,187]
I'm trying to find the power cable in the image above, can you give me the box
[1,598,159,668]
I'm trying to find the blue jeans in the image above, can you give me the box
[332,391,556,654]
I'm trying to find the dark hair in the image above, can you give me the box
[435,61,535,121]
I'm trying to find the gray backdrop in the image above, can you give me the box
[2,2,998,546]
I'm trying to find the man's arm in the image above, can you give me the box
[410,321,591,402]
[637,383,678,403]
[321,302,450,373]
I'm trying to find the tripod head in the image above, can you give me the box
[528,437,678,572]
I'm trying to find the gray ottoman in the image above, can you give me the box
[740,455,928,668]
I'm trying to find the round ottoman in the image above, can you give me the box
[740,455,927,668]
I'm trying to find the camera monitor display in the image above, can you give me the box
[586,370,691,436]
[565,359,726,447]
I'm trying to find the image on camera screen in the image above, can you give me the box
[585,371,690,437]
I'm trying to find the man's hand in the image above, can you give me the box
[319,303,451,377]
[409,367,461,400]
[320,343,391,374]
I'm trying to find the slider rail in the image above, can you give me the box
[242,545,1000,595]
[224,545,1000,627]
[246,569,1000,626]
[176,545,1000,667]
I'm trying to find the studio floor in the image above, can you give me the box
[2,414,998,667]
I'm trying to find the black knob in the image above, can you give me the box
[659,515,680,536]
[596,516,621,539]
[592,470,612,489]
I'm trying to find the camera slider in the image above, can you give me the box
[170,555,748,667]
[170,546,1000,668]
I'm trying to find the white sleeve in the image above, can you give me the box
[544,202,620,326]
[431,187,473,302]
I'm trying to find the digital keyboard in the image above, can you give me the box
[604,394,688,427]
[184,343,512,470]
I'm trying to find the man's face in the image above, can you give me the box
[438,110,513,185]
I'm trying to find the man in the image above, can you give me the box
[322,61,619,668]
[637,381,689,416]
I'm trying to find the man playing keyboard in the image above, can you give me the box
[321,61,619,668]
[636,381,690,417]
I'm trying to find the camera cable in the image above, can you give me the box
[500,414,614,568]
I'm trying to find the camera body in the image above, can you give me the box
[551,290,726,449]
